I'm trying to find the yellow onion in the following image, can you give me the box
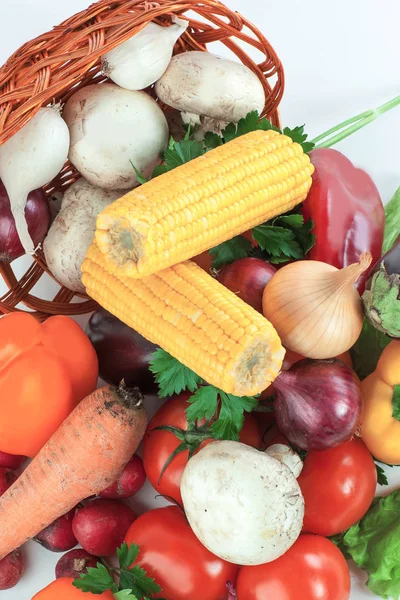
[262,252,372,359]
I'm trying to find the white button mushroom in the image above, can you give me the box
[155,51,265,136]
[265,444,304,478]
[180,440,304,566]
[63,84,169,191]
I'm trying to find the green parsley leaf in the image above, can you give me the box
[73,564,118,594]
[208,111,313,153]
[186,385,219,423]
[114,591,139,600]
[334,489,400,599]
[252,213,315,264]
[283,124,315,153]
[392,385,400,422]
[375,464,389,486]
[149,349,202,398]
[211,392,258,440]
[130,161,148,185]
[152,164,168,178]
[252,225,302,262]
[117,542,139,570]
[125,566,162,596]
[383,186,400,254]
[186,386,257,440]
[164,139,205,170]
[210,236,252,270]
[203,131,222,149]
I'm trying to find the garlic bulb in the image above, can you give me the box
[102,18,188,91]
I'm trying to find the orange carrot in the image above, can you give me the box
[0,383,147,560]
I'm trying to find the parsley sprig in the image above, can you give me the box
[73,542,166,600]
[149,349,257,441]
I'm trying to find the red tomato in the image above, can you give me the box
[142,393,261,505]
[298,437,377,536]
[236,534,350,600]
[125,506,239,600]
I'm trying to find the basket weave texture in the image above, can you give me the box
[0,0,284,320]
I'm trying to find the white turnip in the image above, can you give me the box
[63,84,168,190]
[181,440,304,566]
[0,107,70,254]
[43,178,124,293]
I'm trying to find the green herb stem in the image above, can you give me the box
[311,94,400,148]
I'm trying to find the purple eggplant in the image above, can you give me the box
[86,308,158,393]
[362,235,400,338]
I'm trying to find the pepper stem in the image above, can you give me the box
[311,94,400,148]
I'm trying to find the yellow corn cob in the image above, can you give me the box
[82,242,285,396]
[96,129,314,278]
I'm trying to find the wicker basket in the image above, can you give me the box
[0,0,284,320]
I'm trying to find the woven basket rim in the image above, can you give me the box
[0,0,285,320]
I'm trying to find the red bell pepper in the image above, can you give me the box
[302,148,385,293]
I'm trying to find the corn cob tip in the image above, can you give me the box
[231,339,284,397]
[95,212,146,268]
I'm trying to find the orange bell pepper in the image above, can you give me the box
[32,578,114,599]
[361,340,400,464]
[0,313,98,457]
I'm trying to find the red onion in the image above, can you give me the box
[273,359,362,451]
[0,180,50,262]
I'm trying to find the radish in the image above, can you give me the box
[63,84,169,190]
[180,440,304,566]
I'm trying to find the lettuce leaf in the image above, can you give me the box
[334,489,400,599]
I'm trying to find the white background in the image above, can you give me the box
[1,0,400,598]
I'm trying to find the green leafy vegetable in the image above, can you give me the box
[73,563,118,594]
[74,543,162,598]
[131,161,149,185]
[211,392,258,440]
[186,385,258,440]
[334,489,400,599]
[375,464,389,486]
[149,349,202,398]
[252,213,315,264]
[205,111,314,154]
[210,236,252,270]
[114,591,138,600]
[350,319,392,380]
[392,385,400,422]
[117,542,140,570]
[152,136,205,178]
[186,386,219,423]
[283,124,315,154]
[383,186,400,254]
